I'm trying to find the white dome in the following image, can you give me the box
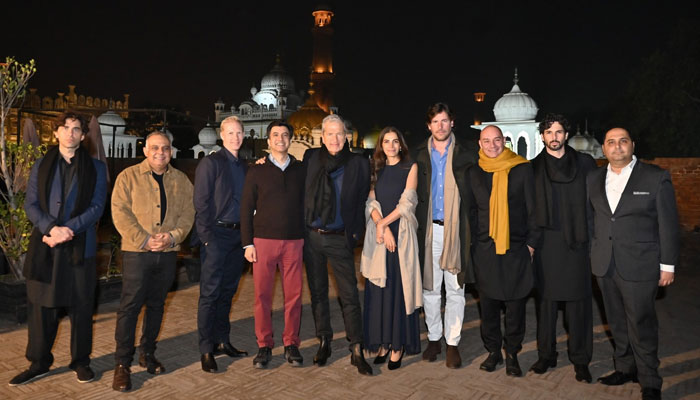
[569,129,601,153]
[198,124,218,146]
[493,71,538,122]
[98,110,126,135]
[260,57,295,92]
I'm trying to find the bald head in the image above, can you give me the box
[479,125,505,158]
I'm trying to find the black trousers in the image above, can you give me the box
[536,297,592,365]
[478,294,527,355]
[114,251,177,366]
[598,260,661,389]
[26,299,94,370]
[197,227,244,354]
[305,230,363,347]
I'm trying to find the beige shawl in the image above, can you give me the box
[422,134,461,290]
[360,188,423,315]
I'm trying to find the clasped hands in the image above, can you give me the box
[144,233,173,252]
[42,226,74,248]
[375,219,396,253]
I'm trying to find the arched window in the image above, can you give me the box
[517,137,528,157]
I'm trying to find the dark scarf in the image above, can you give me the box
[533,145,588,248]
[24,145,97,283]
[305,143,351,226]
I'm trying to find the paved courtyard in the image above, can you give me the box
[1,234,699,399]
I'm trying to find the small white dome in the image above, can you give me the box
[493,70,539,122]
[198,124,218,146]
[98,110,126,135]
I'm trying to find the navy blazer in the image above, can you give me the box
[303,147,370,248]
[587,160,680,281]
[25,156,108,259]
[193,148,247,245]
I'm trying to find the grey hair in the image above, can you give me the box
[321,114,347,134]
[145,131,171,145]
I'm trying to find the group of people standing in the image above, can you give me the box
[9,103,678,400]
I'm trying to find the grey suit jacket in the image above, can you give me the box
[587,160,680,281]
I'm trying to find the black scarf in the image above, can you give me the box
[533,145,588,248]
[24,145,97,283]
[305,143,351,226]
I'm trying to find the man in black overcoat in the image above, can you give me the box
[529,114,597,382]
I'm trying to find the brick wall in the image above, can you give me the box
[597,158,700,231]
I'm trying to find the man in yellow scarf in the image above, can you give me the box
[469,125,538,377]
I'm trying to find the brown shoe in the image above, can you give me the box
[112,365,131,392]
[422,340,441,362]
[446,345,462,369]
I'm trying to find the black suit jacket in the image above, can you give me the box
[412,137,478,286]
[587,160,680,281]
[303,148,370,248]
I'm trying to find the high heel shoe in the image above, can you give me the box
[374,348,389,364]
[387,348,404,370]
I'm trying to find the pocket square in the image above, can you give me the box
[633,191,650,195]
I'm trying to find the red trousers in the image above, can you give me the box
[253,238,304,347]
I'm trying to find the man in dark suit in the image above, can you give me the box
[588,127,679,400]
[194,116,248,373]
[470,125,538,377]
[304,114,373,375]
[10,111,107,386]
[530,114,597,383]
[412,102,478,369]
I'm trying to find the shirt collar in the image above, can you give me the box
[607,155,637,175]
[268,153,291,170]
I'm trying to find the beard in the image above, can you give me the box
[546,140,563,151]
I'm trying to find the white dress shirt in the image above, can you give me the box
[605,155,673,273]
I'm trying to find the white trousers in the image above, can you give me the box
[422,223,465,346]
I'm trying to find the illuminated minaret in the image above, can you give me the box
[310,5,335,113]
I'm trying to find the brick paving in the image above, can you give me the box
[1,235,699,399]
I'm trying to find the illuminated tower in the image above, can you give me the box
[310,5,335,113]
[473,92,486,125]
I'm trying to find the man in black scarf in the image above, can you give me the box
[303,114,373,375]
[529,114,597,382]
[10,111,107,386]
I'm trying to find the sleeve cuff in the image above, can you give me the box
[243,244,254,249]
[660,264,675,273]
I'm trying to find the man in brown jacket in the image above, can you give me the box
[110,131,194,391]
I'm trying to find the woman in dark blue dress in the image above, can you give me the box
[362,127,420,370]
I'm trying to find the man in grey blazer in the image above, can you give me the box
[587,127,679,400]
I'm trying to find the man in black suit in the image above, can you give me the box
[304,114,373,375]
[529,114,597,383]
[470,125,538,377]
[193,116,249,373]
[413,102,478,369]
[588,127,679,400]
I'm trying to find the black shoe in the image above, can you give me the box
[422,340,441,362]
[505,353,522,377]
[215,342,248,358]
[374,348,389,365]
[112,365,131,392]
[313,336,332,366]
[350,343,373,376]
[641,387,661,400]
[74,365,95,383]
[8,366,50,386]
[574,364,592,383]
[139,353,166,375]
[387,348,404,370]
[201,353,218,373]
[479,351,503,372]
[598,370,638,385]
[284,345,303,367]
[529,356,557,374]
[253,347,272,369]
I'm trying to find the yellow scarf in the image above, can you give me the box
[478,148,529,255]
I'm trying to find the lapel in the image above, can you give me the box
[612,161,643,215]
[598,167,613,216]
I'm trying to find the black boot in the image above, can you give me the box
[350,343,373,376]
[313,336,332,366]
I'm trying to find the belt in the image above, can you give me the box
[215,220,240,229]
[309,227,345,235]
[432,219,444,226]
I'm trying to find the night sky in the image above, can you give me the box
[6,1,697,144]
